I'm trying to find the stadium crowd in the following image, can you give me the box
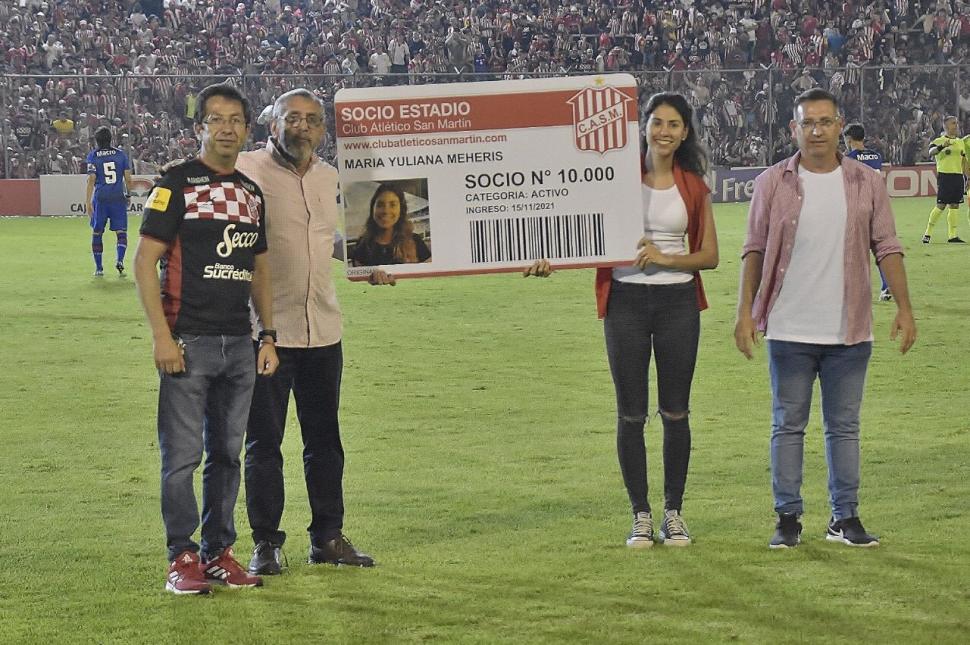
[4,0,970,177]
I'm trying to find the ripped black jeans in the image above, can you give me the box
[603,279,700,514]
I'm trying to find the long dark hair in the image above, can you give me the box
[641,92,708,177]
[357,183,417,263]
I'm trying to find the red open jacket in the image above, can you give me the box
[595,163,710,318]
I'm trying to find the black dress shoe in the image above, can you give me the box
[248,540,283,575]
[308,534,375,567]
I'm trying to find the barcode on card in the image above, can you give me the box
[469,213,605,263]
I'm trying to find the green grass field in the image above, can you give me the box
[0,197,967,644]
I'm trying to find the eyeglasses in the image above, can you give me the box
[798,118,838,131]
[284,113,324,127]
[203,115,247,128]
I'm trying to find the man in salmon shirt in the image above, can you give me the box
[236,89,390,575]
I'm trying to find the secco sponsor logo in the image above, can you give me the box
[216,223,259,258]
[202,263,254,281]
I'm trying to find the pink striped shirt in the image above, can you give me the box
[742,152,904,345]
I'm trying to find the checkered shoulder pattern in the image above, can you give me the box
[182,181,262,225]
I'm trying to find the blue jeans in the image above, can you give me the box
[767,340,872,520]
[157,334,255,561]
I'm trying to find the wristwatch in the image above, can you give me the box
[258,329,277,343]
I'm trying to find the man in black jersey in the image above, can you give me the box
[134,83,279,595]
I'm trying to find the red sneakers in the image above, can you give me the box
[165,551,211,595]
[203,546,263,588]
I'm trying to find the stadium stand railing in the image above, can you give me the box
[2,66,966,178]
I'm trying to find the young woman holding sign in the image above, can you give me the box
[526,92,719,547]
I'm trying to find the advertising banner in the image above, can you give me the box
[0,179,41,216]
[708,164,938,203]
[39,174,158,216]
[708,167,767,204]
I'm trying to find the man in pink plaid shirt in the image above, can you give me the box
[735,88,917,550]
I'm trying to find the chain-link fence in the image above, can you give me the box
[2,67,967,178]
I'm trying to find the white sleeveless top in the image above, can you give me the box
[613,183,693,284]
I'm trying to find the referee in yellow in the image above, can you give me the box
[924,115,967,244]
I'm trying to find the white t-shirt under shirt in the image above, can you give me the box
[766,166,864,344]
[613,183,693,284]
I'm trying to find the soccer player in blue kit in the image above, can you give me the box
[843,123,891,301]
[86,126,132,276]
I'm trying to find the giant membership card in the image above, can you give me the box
[334,74,644,279]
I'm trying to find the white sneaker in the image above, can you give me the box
[626,511,654,548]
[659,509,691,546]
[878,289,892,302]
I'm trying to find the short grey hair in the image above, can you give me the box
[272,88,324,119]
